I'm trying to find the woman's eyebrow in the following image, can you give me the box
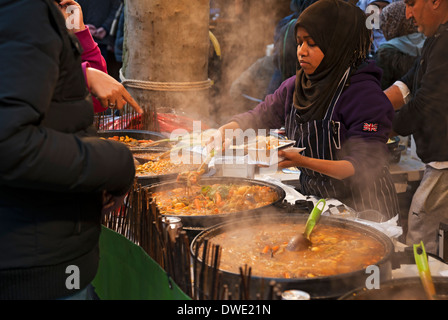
[297,35,312,40]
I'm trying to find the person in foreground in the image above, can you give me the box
[384,0,448,254]
[0,0,141,299]
[213,0,400,220]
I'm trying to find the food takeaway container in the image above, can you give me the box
[213,156,255,179]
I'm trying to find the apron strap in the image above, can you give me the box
[323,67,351,121]
[286,67,350,140]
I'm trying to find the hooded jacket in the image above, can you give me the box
[0,0,134,299]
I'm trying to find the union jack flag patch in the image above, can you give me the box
[363,123,378,132]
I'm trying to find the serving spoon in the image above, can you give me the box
[286,198,326,251]
[414,241,437,300]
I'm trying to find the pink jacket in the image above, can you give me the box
[75,27,108,113]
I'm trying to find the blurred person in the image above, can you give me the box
[77,0,121,61]
[212,0,400,221]
[358,0,392,56]
[229,0,319,114]
[384,0,448,254]
[229,55,276,113]
[267,0,319,94]
[0,0,141,299]
[114,6,124,64]
[374,0,426,89]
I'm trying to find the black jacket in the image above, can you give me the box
[0,0,134,299]
[374,46,419,90]
[393,22,448,163]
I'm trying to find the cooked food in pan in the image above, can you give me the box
[135,159,199,177]
[208,222,385,278]
[102,135,155,147]
[153,183,279,216]
[133,152,166,162]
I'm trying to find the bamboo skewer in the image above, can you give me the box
[104,178,285,301]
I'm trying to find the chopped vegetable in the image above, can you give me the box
[153,184,279,216]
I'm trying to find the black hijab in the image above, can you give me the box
[293,0,371,123]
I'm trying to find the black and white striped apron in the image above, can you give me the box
[285,69,399,220]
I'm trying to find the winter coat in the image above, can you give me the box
[0,0,134,299]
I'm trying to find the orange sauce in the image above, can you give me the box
[209,223,385,278]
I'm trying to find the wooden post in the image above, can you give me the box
[122,0,211,130]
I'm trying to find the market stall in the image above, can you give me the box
[94,129,447,300]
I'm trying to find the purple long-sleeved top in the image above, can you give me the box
[231,61,394,175]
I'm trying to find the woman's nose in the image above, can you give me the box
[297,43,307,57]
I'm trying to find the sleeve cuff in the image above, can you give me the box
[393,80,411,104]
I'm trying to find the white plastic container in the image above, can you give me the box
[213,156,255,179]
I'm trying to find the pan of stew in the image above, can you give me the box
[143,177,286,233]
[190,213,395,300]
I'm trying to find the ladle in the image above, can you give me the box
[286,198,326,251]
[414,241,437,300]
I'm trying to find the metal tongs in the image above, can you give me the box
[177,149,215,196]
[414,241,437,300]
[152,133,209,160]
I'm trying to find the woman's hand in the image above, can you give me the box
[85,67,144,114]
[277,150,305,168]
[206,121,240,152]
[56,0,85,33]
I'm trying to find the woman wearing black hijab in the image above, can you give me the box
[213,0,400,220]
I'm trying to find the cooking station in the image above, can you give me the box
[98,130,446,300]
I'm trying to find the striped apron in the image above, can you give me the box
[285,69,399,220]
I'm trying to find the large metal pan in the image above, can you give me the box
[143,177,287,234]
[136,150,207,186]
[340,276,448,300]
[190,213,395,300]
[97,129,168,151]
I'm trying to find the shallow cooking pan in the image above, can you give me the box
[340,276,448,300]
[97,129,168,151]
[136,150,207,186]
[190,213,395,300]
[143,177,287,233]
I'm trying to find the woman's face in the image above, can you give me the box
[296,27,325,75]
